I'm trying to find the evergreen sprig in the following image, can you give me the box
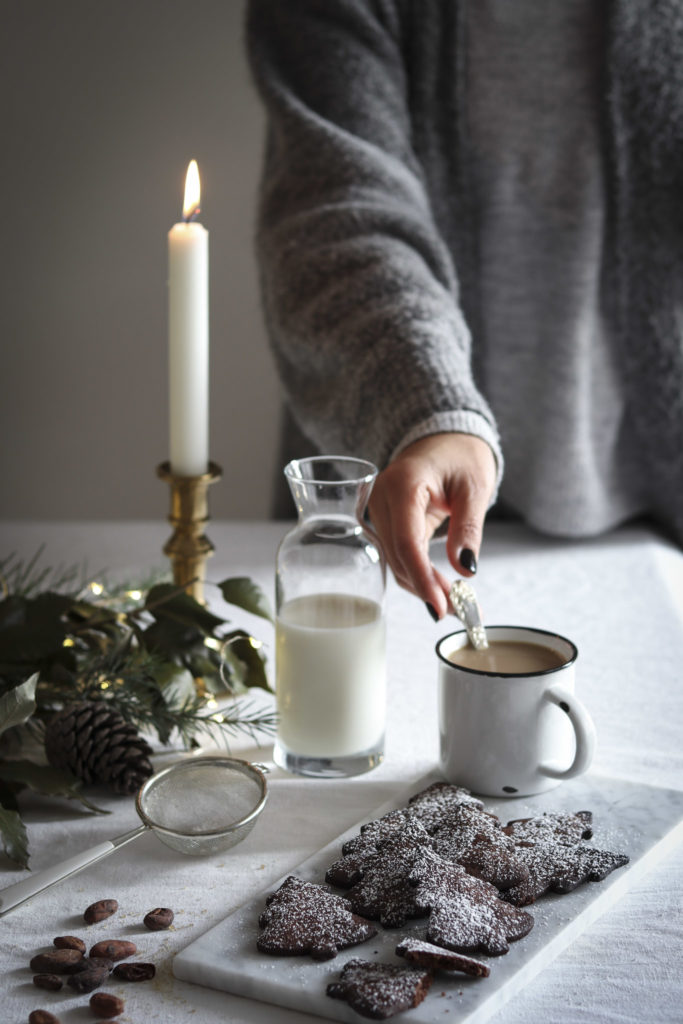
[0,551,277,869]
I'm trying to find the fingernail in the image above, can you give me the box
[425,602,440,622]
[459,548,477,574]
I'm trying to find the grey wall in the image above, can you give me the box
[0,0,283,520]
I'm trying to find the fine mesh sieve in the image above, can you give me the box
[136,757,268,854]
[0,756,268,916]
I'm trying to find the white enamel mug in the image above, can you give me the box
[436,626,596,797]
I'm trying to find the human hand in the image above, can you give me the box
[368,433,497,619]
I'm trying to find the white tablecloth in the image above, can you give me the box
[0,519,681,1024]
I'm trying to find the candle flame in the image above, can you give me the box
[182,159,201,221]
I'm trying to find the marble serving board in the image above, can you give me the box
[173,774,683,1024]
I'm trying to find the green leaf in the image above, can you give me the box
[0,674,38,736]
[0,803,29,867]
[145,584,225,634]
[0,592,75,669]
[218,577,274,623]
[67,599,122,639]
[0,760,107,814]
[223,629,272,692]
[154,662,196,703]
[143,618,203,662]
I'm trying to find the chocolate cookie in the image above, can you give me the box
[327,957,433,1019]
[326,811,410,889]
[396,936,490,977]
[502,812,628,905]
[403,782,484,831]
[429,804,530,891]
[257,876,377,960]
[344,820,434,927]
[506,810,594,845]
[409,847,535,956]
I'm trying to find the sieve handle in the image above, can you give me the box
[0,825,146,916]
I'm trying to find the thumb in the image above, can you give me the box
[446,481,490,577]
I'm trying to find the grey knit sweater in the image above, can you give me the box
[247,0,683,545]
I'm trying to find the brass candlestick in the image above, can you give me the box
[157,461,222,605]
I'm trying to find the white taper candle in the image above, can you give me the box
[168,160,209,477]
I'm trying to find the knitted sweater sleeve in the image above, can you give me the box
[246,0,503,477]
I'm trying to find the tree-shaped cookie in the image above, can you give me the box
[257,876,377,960]
[409,847,535,956]
[403,781,484,831]
[501,811,629,905]
[326,810,410,888]
[429,803,530,891]
[345,820,434,927]
[327,957,433,1019]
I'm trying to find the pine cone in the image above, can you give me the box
[45,701,154,795]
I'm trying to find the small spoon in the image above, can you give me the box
[449,579,489,650]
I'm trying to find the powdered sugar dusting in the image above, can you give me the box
[502,811,629,905]
[326,810,409,888]
[409,848,534,957]
[396,937,490,977]
[404,781,484,829]
[345,821,433,927]
[257,876,376,960]
[429,804,529,890]
[327,957,432,1018]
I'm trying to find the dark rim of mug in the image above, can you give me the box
[435,625,578,678]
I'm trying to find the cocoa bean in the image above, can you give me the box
[89,939,136,961]
[89,992,124,1018]
[53,935,86,953]
[83,898,118,924]
[66,965,109,993]
[32,974,63,991]
[28,1011,62,1024]
[112,961,156,982]
[29,949,84,974]
[143,906,174,930]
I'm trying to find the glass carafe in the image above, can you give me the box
[274,456,386,778]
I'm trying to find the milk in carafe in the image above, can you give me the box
[275,592,386,758]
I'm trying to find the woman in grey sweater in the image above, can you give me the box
[247,0,683,617]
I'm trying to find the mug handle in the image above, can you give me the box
[538,683,596,779]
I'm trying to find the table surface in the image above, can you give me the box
[0,518,682,1024]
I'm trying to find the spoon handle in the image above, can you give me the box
[0,825,145,916]
[449,580,489,650]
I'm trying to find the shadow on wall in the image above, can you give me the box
[0,0,282,520]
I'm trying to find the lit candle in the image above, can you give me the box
[168,159,209,476]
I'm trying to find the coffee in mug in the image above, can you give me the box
[447,639,567,674]
[436,626,595,797]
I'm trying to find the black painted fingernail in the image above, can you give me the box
[459,548,477,574]
[425,602,440,622]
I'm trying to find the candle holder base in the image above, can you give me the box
[157,461,222,605]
